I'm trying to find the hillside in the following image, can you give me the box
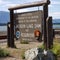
[0,11,10,23]
[53,19,60,24]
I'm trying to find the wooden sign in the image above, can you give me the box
[14,10,43,41]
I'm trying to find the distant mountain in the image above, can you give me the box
[53,19,60,24]
[53,19,60,29]
[0,11,10,24]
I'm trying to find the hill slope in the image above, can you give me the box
[0,11,10,23]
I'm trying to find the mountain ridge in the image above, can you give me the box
[0,11,10,23]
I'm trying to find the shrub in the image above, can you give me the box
[0,48,10,57]
[20,40,29,44]
[51,43,60,57]
[21,53,25,59]
[21,49,25,59]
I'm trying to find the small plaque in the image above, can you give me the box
[16,31,20,39]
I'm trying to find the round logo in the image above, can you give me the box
[16,31,20,39]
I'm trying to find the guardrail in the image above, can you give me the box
[0,23,7,39]
[0,35,7,39]
[53,29,60,38]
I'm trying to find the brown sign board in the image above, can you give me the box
[14,10,43,41]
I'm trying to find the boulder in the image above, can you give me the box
[25,48,38,60]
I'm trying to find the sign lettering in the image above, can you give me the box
[14,10,43,41]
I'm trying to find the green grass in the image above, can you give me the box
[21,49,25,59]
[51,43,60,57]
[0,47,10,57]
[20,40,29,44]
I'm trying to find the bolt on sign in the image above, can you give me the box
[14,10,43,41]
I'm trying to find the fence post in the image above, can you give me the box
[46,17,53,49]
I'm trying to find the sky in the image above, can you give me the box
[0,0,60,19]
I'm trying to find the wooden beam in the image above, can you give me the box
[8,0,50,10]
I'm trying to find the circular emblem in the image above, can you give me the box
[16,31,20,39]
[34,29,41,37]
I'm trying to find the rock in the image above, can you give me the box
[25,48,38,60]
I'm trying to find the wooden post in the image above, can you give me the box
[46,17,53,49]
[7,22,11,47]
[43,4,48,50]
[10,10,15,48]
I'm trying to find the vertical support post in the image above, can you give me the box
[10,10,15,48]
[46,17,53,49]
[43,4,48,50]
[7,22,11,47]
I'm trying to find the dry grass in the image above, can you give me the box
[0,41,43,60]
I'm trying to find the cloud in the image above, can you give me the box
[49,5,53,8]
[49,12,60,19]
[48,1,60,8]
[0,0,10,5]
[0,0,19,11]
[14,9,29,13]
[52,12,60,15]
[51,1,60,5]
